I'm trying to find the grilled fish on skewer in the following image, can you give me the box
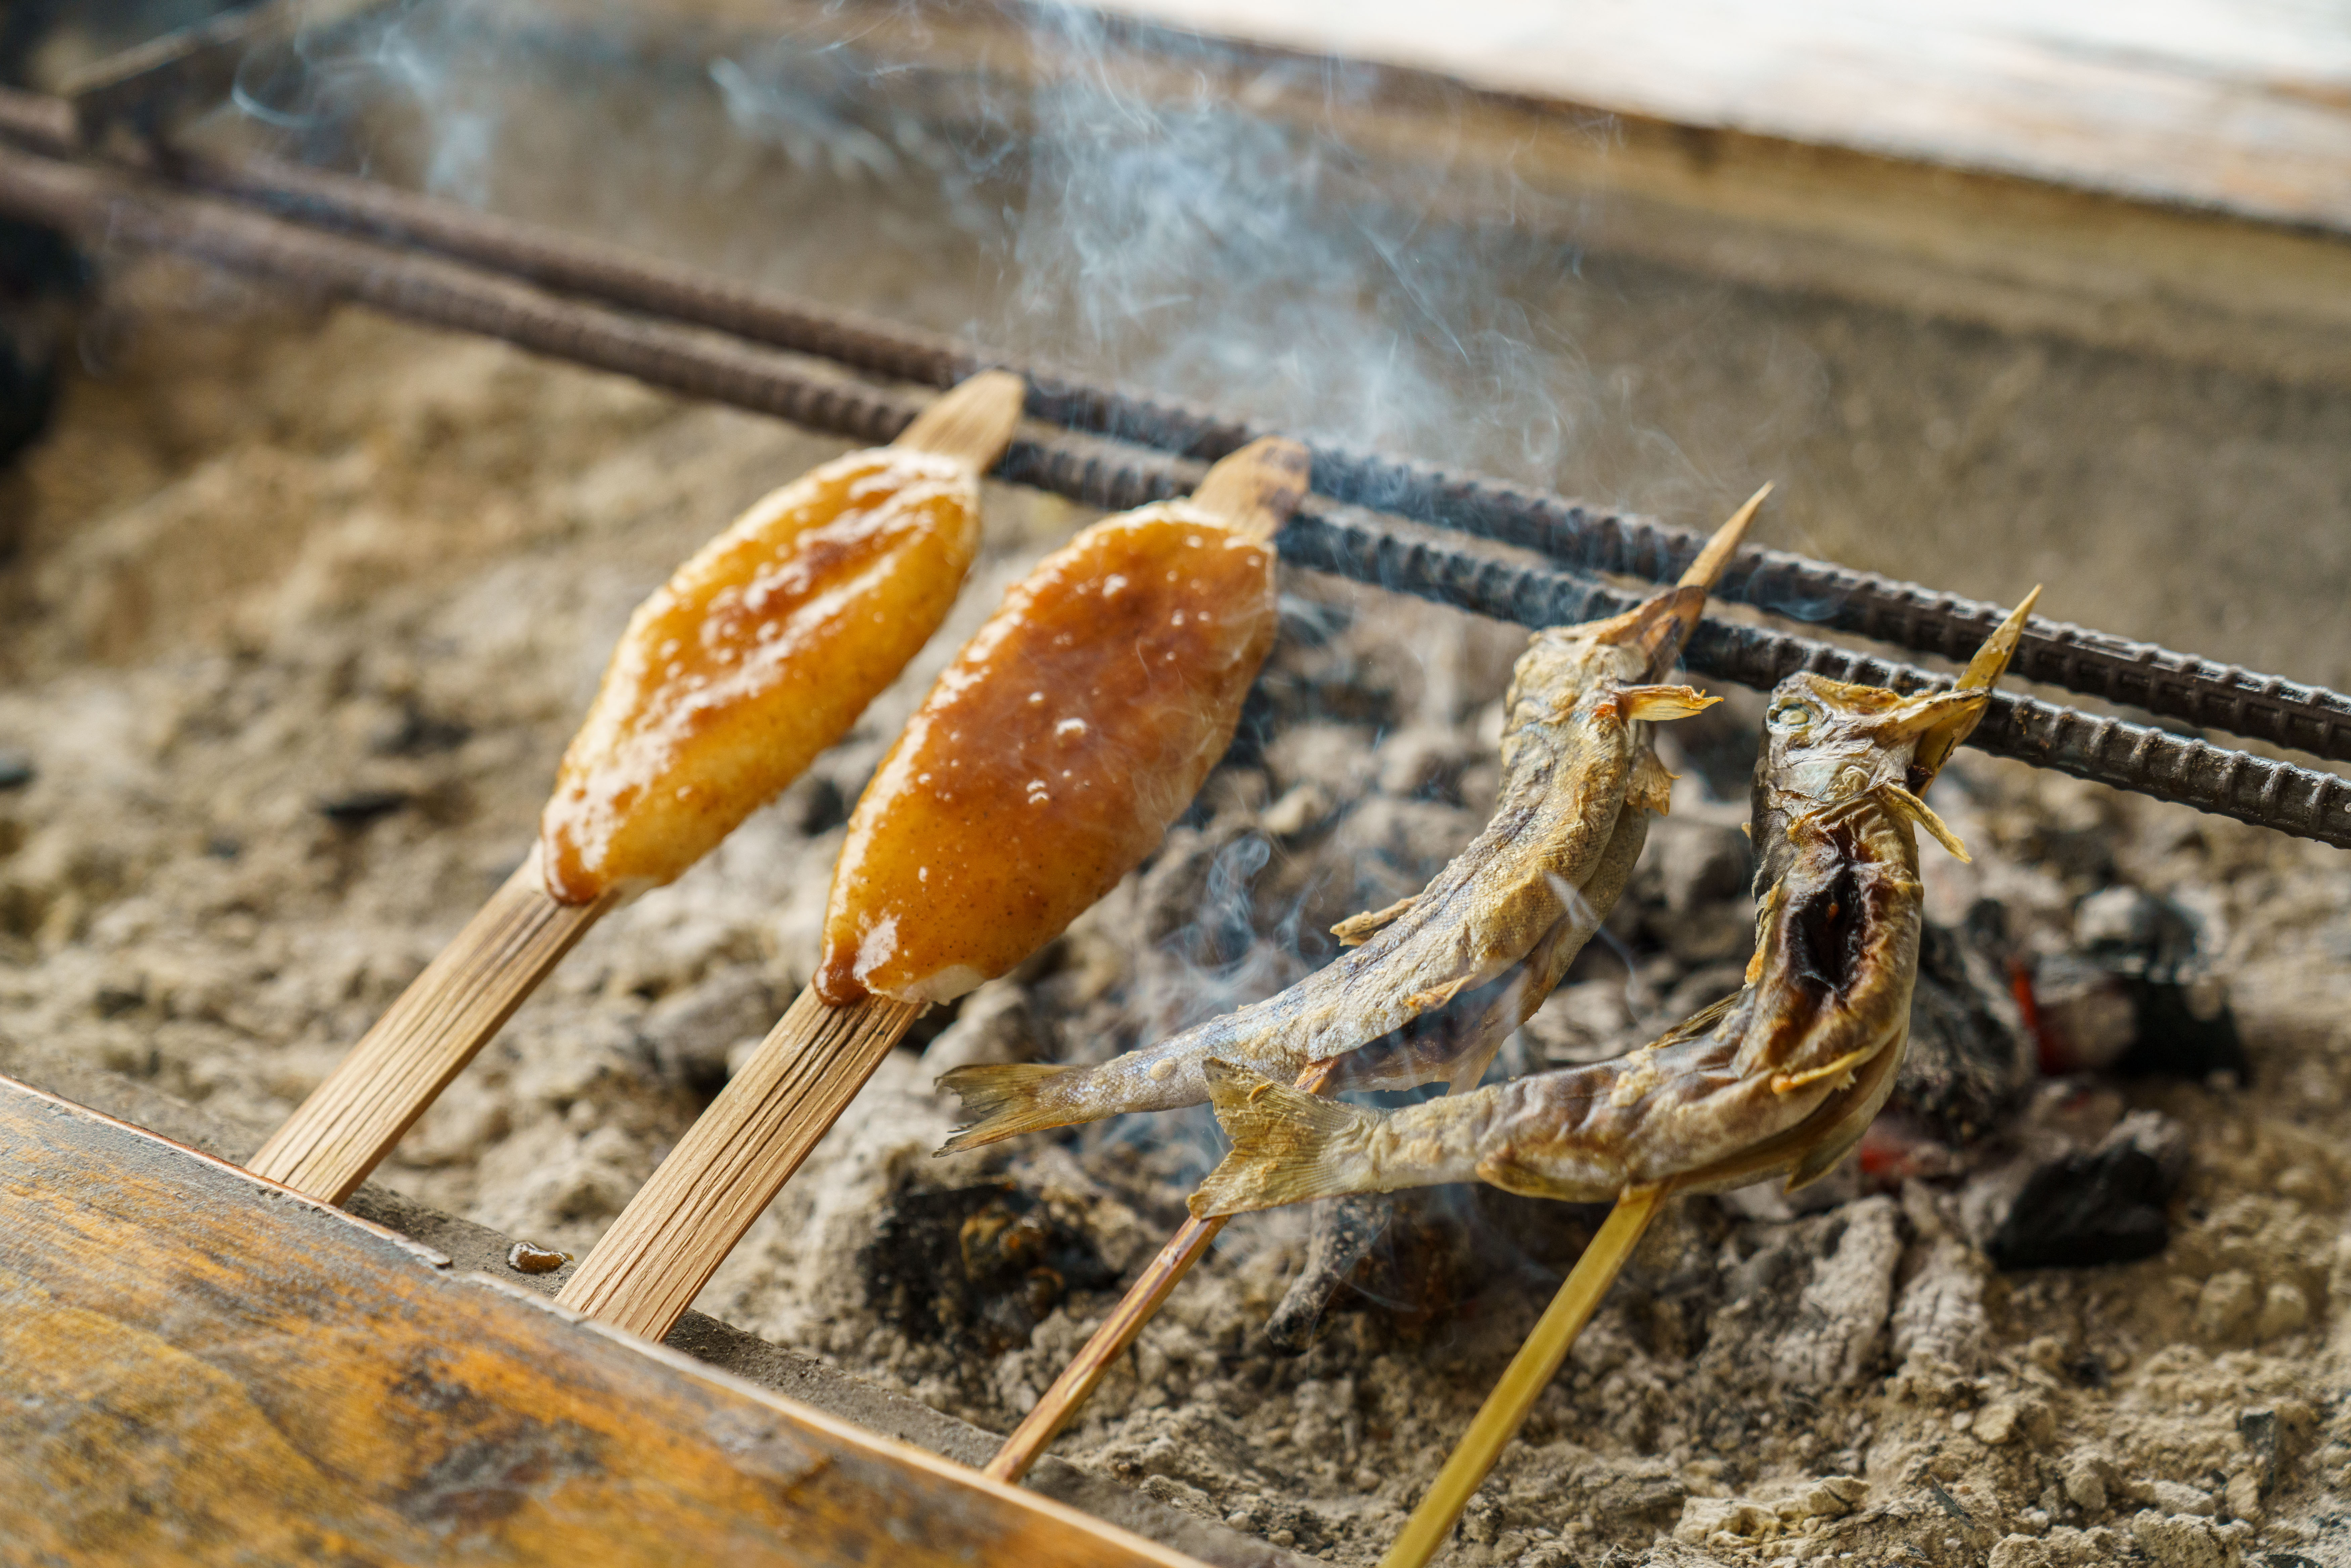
[555,438,1309,1343]
[936,487,1768,1153]
[246,371,1025,1204]
[968,488,1766,1487]
[1191,589,2040,1218]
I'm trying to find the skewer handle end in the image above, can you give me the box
[894,369,1027,471]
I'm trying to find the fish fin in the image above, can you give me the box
[1787,1128,1862,1190]
[1191,1060,1380,1216]
[1332,895,1416,947]
[1473,1152,1588,1200]
[1444,1032,1509,1095]
[1745,879,1786,985]
[1658,990,1743,1049]
[1770,1041,1880,1095]
[1405,974,1474,1012]
[1879,783,1970,862]
[1627,749,1678,817]
[1618,683,1720,723]
[934,1063,1078,1154]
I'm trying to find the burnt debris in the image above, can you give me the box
[2030,884,2248,1085]
[1892,917,2035,1148]
[1984,1110,2190,1271]
[860,1180,1116,1356]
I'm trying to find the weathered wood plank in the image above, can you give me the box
[0,1072,1204,1568]
[1094,0,2351,234]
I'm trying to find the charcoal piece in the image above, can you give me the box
[2114,978,2249,1084]
[1893,921,2033,1145]
[859,1181,1114,1355]
[0,216,77,475]
[2028,954,2138,1073]
[2032,883,2248,1084]
[1263,1192,1394,1354]
[370,705,472,757]
[796,774,849,835]
[2238,1407,2279,1495]
[316,789,411,825]
[1985,1142,2178,1270]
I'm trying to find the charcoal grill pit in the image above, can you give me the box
[2,7,2348,1567]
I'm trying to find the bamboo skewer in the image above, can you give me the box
[246,851,618,1203]
[1379,1186,1668,1568]
[555,988,925,1338]
[561,437,1310,1345]
[245,372,1025,1206]
[984,1059,1342,1484]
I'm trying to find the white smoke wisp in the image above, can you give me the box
[968,6,1598,480]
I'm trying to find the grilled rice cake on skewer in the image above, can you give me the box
[1193,589,2041,1217]
[937,487,1772,1152]
[246,371,1025,1204]
[555,437,1310,1341]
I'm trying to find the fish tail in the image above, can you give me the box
[934,1063,1091,1152]
[1191,1060,1384,1216]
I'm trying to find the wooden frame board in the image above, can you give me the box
[0,1072,1206,1567]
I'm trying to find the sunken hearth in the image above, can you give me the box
[2,270,2349,1566]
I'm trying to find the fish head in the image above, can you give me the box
[1505,610,1666,733]
[1748,590,2040,862]
[1751,672,1954,817]
[1511,580,1711,713]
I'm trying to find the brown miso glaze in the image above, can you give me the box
[541,448,978,903]
[817,505,1278,1005]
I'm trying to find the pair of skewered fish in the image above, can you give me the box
[941,543,2040,1233]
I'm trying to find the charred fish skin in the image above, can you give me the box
[1190,592,2040,1217]
[933,620,1711,1151]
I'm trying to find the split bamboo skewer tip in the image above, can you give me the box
[558,436,1308,1345]
[1380,1186,1668,1568]
[245,372,1025,1205]
[893,368,1027,465]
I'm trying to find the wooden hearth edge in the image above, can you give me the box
[0,1068,1301,1568]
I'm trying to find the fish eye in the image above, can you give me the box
[1767,700,1817,733]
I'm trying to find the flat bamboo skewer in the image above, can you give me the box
[980,486,1770,1484]
[244,851,618,1203]
[1379,1186,1668,1568]
[555,987,925,1338]
[984,1059,1342,1484]
[245,372,1026,1206]
[560,438,1310,1345]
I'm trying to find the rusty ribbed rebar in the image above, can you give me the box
[1274,508,2351,851]
[137,147,2351,767]
[0,141,2343,850]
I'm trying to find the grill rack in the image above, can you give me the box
[0,87,2346,852]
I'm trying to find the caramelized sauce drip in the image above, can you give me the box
[541,449,979,903]
[817,506,1278,1004]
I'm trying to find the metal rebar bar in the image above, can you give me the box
[143,147,2351,768]
[0,141,2343,851]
